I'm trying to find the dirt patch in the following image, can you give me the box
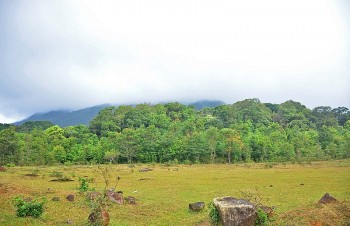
[278,201,350,226]
[0,183,32,197]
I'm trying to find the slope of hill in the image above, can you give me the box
[14,104,110,127]
[189,100,225,110]
[13,100,225,127]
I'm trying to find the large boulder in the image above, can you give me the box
[319,193,337,204]
[213,196,257,226]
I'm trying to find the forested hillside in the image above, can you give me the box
[14,105,110,127]
[1,99,349,165]
[13,100,224,127]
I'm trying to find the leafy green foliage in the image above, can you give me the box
[13,197,45,218]
[17,121,54,133]
[78,177,89,192]
[256,208,269,226]
[208,201,221,225]
[1,99,349,166]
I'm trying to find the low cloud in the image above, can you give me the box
[0,0,349,123]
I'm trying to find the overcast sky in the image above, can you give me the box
[0,0,349,123]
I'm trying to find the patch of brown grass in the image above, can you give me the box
[0,183,33,197]
[276,201,350,226]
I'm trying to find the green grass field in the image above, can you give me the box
[1,160,349,225]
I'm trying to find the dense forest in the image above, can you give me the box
[0,99,349,165]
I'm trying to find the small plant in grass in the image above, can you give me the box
[13,196,45,218]
[208,201,221,225]
[49,171,63,178]
[264,162,274,169]
[255,208,269,226]
[79,177,89,192]
[26,169,40,176]
[238,187,265,206]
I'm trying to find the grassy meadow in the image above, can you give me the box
[0,160,349,225]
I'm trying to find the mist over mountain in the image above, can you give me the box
[13,100,225,127]
[14,104,110,127]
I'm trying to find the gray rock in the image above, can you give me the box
[106,189,123,204]
[319,193,337,204]
[189,202,205,211]
[125,196,136,204]
[66,194,74,202]
[213,196,257,226]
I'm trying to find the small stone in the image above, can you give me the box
[300,183,304,186]
[125,196,136,204]
[66,219,73,224]
[319,193,337,204]
[269,185,273,187]
[189,202,205,211]
[139,168,153,172]
[66,194,74,202]
[52,196,60,201]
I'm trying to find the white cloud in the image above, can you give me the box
[0,0,349,123]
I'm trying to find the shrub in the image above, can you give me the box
[49,171,63,178]
[49,171,72,181]
[264,163,274,169]
[13,197,45,218]
[26,169,40,176]
[255,208,268,226]
[183,159,192,165]
[208,202,220,225]
[79,177,89,192]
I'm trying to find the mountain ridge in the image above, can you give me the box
[13,100,225,127]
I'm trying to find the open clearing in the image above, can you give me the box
[0,160,349,225]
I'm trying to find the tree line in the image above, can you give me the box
[1,99,349,165]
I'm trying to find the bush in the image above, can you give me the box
[49,171,72,181]
[264,163,275,169]
[208,202,220,225]
[255,208,268,226]
[183,159,192,165]
[49,171,63,178]
[13,197,45,218]
[79,177,89,192]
